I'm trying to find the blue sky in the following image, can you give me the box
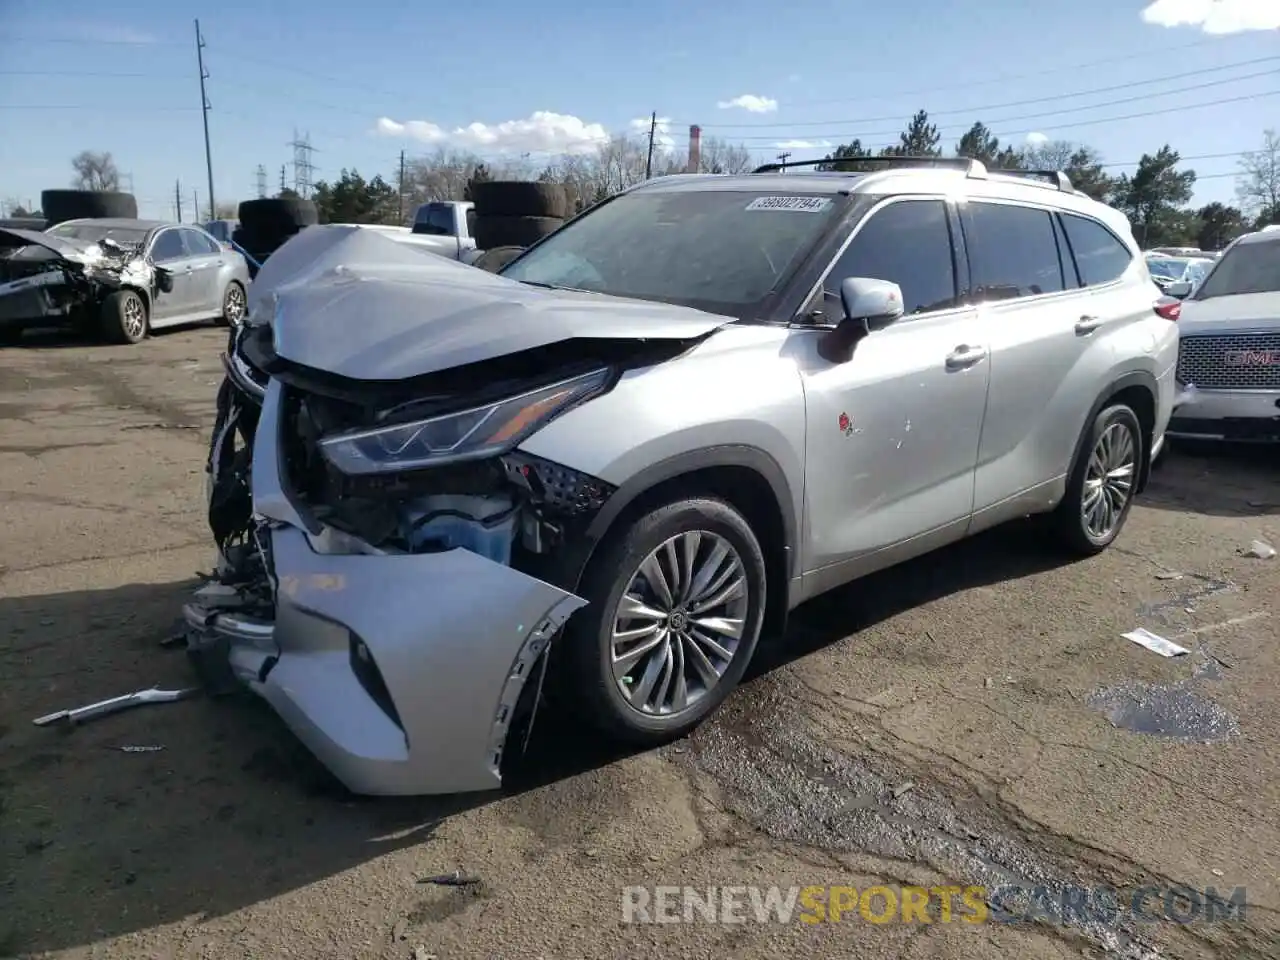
[0,0,1276,220]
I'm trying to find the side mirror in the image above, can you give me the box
[819,278,905,364]
[155,267,174,294]
[840,277,905,333]
[1165,281,1192,299]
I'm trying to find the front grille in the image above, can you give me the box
[1177,332,1280,390]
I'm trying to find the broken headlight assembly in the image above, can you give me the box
[317,368,612,475]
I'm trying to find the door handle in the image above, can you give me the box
[945,345,988,370]
[1075,315,1104,335]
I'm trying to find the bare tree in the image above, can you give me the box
[214,202,238,219]
[1235,129,1280,218]
[70,150,121,191]
[697,137,754,175]
[1019,139,1077,171]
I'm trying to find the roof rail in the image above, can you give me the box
[990,168,1075,192]
[752,155,987,176]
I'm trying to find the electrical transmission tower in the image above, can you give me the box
[255,165,267,198]
[288,130,317,198]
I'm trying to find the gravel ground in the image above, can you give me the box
[1,327,1278,960]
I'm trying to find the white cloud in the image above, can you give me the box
[717,94,779,114]
[1025,131,1050,146]
[629,115,677,151]
[374,111,612,155]
[1141,0,1279,33]
[774,139,833,150]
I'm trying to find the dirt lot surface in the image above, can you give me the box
[1,327,1278,960]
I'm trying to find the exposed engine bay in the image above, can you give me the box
[0,227,166,326]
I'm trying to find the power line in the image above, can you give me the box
[0,69,187,78]
[695,55,1280,130]
[0,34,182,46]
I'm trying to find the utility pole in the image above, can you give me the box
[776,151,792,172]
[255,164,267,199]
[398,149,406,223]
[279,165,287,194]
[174,180,183,222]
[645,111,658,179]
[288,129,317,198]
[194,20,215,221]
[193,189,199,223]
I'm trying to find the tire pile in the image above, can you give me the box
[40,189,138,226]
[469,181,567,273]
[232,197,319,277]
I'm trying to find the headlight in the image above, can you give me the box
[317,367,611,475]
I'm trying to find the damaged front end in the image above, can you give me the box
[192,322,708,796]
[0,227,158,329]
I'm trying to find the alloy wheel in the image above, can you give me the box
[1081,421,1137,541]
[122,295,146,341]
[609,531,749,716]
[224,284,245,324]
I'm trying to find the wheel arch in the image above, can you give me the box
[563,445,800,639]
[1072,371,1158,494]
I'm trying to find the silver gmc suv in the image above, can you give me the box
[192,156,1178,796]
[1165,225,1280,441]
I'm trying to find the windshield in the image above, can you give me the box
[1193,241,1280,299]
[1146,257,1187,280]
[47,222,149,246]
[1184,260,1212,284]
[500,189,845,316]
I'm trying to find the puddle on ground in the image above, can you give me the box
[1086,682,1239,742]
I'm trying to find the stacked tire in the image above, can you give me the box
[40,190,138,226]
[234,197,319,276]
[469,181,567,263]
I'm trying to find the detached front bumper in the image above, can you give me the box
[187,378,587,796]
[0,271,71,326]
[1168,387,1280,442]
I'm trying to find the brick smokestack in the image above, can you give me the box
[687,125,701,173]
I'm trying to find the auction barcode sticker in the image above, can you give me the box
[745,196,832,213]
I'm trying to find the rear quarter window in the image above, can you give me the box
[1060,214,1133,287]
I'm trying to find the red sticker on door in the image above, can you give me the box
[838,412,854,436]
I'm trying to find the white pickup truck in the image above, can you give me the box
[407,201,479,261]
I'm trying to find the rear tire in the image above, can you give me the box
[560,497,767,746]
[468,180,568,219]
[100,289,148,344]
[1052,403,1143,556]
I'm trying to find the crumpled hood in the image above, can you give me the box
[258,225,729,381]
[1179,292,1280,336]
[0,226,102,264]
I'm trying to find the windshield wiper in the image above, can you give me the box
[516,279,582,292]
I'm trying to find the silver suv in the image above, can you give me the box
[192,157,1178,796]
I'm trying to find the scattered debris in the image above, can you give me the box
[32,686,199,726]
[983,677,994,689]
[1121,628,1189,658]
[1154,571,1184,581]
[392,918,409,942]
[117,745,165,753]
[1243,540,1276,560]
[892,780,915,798]
[413,948,436,960]
[1211,869,1224,877]
[418,869,481,887]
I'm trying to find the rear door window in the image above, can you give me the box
[822,199,959,315]
[963,202,1065,302]
[1060,214,1133,287]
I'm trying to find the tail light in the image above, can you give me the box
[1154,297,1181,321]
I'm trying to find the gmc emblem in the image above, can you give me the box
[1223,349,1280,366]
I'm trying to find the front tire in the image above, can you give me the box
[1052,403,1143,556]
[100,289,148,344]
[562,498,767,745]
